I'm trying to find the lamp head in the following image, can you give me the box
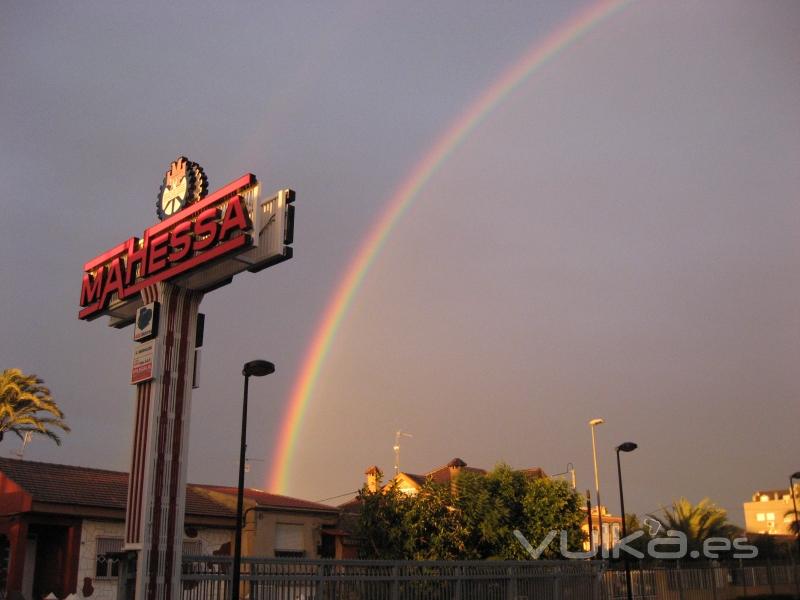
[791,471,800,480]
[243,360,275,377]
[616,442,638,453]
[589,418,605,426]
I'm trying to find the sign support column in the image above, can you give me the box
[126,282,202,600]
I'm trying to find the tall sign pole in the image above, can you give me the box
[79,157,294,600]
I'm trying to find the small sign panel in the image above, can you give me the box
[192,348,201,389]
[131,340,156,384]
[133,302,159,342]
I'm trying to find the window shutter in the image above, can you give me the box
[275,523,304,551]
[97,537,124,555]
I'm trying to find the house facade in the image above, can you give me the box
[743,485,799,536]
[0,458,339,600]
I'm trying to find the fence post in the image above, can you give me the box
[791,551,800,600]
[740,558,748,598]
[637,561,645,600]
[767,558,776,596]
[391,564,399,600]
[676,561,685,600]
[506,565,517,600]
[552,566,561,600]
[315,562,325,600]
[709,565,718,600]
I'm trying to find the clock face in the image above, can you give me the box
[157,157,207,221]
[161,176,188,216]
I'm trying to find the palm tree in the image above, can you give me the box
[650,498,740,555]
[0,368,70,445]
[785,510,799,536]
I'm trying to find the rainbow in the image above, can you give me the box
[267,0,632,493]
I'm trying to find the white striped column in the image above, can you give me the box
[125,281,203,600]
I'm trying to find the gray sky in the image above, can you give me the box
[1,1,798,526]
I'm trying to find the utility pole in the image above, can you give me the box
[393,430,413,475]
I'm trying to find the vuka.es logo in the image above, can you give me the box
[513,529,758,560]
[157,156,208,220]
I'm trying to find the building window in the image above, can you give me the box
[275,523,305,558]
[96,537,124,579]
[183,539,203,555]
[766,513,775,521]
[756,513,765,522]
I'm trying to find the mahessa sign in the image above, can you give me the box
[78,157,294,323]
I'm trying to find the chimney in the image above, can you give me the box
[447,458,466,495]
[364,465,382,493]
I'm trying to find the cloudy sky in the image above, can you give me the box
[1,1,798,525]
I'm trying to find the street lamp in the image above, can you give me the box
[232,360,275,600]
[616,442,638,600]
[589,418,605,554]
[790,471,800,558]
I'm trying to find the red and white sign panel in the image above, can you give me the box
[131,340,156,384]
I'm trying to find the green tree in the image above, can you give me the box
[649,498,740,558]
[455,464,530,559]
[403,480,469,560]
[455,464,585,560]
[354,463,586,560]
[0,369,70,445]
[522,477,585,559]
[355,479,410,559]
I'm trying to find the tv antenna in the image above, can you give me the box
[393,430,413,475]
[244,457,264,474]
[10,431,33,460]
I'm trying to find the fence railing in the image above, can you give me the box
[182,556,603,600]
[182,556,800,600]
[601,561,800,600]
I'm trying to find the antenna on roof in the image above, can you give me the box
[9,431,33,460]
[393,430,413,475]
[244,457,264,474]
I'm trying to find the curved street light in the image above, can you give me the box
[589,418,605,553]
[616,442,638,600]
[232,360,275,600]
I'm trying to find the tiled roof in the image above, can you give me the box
[0,456,129,510]
[0,457,329,519]
[400,473,428,487]
[384,458,547,489]
[426,464,486,486]
[196,485,339,514]
[519,467,547,480]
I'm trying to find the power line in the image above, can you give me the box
[315,490,360,503]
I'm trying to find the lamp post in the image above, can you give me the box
[616,442,638,600]
[232,360,275,600]
[589,418,605,554]
[791,471,800,558]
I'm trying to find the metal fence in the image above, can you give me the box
[182,557,800,600]
[182,556,602,600]
[601,561,800,599]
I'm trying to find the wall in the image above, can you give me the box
[744,494,796,535]
[76,520,124,600]
[251,511,337,558]
[76,520,232,600]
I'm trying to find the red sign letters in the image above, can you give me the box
[79,174,255,320]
